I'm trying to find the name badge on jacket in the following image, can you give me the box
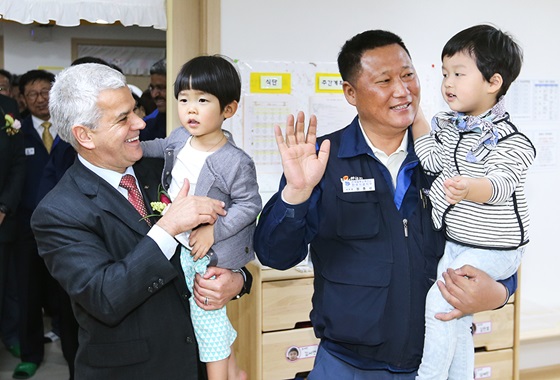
[341,176,375,193]
[25,147,35,156]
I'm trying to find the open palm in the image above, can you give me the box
[275,111,330,204]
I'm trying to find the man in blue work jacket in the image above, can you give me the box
[254,30,516,379]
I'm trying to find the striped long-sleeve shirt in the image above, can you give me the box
[415,112,536,249]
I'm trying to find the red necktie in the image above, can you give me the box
[119,174,151,226]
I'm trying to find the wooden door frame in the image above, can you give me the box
[165,0,220,132]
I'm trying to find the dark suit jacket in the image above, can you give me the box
[36,137,76,202]
[31,158,204,380]
[139,111,166,141]
[0,97,25,242]
[0,94,20,119]
[18,115,51,237]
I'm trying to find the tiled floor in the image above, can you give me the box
[0,340,69,380]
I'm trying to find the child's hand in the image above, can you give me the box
[411,106,431,140]
[189,224,215,261]
[444,175,492,204]
[443,176,469,204]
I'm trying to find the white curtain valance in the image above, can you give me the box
[0,0,167,30]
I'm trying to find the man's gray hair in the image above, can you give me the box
[49,63,127,149]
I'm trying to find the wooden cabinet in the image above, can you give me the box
[474,349,514,379]
[228,262,318,380]
[228,262,520,379]
[473,293,520,380]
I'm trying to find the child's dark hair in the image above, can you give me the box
[174,55,241,111]
[442,24,523,99]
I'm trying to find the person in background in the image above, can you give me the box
[12,69,61,379]
[413,24,535,380]
[0,92,24,360]
[0,69,13,97]
[10,74,30,119]
[31,62,251,379]
[68,56,108,67]
[254,29,517,379]
[132,92,148,119]
[141,88,157,117]
[140,58,167,141]
[142,55,260,380]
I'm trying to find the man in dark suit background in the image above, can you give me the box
[31,63,249,379]
[139,58,167,141]
[0,94,24,359]
[0,70,13,98]
[12,69,65,379]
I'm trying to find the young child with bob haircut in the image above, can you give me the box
[142,55,261,380]
[413,24,535,379]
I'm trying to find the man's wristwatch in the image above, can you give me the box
[232,268,252,299]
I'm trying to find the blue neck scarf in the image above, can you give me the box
[432,97,506,162]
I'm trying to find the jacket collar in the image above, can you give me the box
[336,116,419,165]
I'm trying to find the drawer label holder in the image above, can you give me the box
[474,365,492,378]
[286,344,318,362]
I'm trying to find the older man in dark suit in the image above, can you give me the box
[0,94,24,358]
[31,63,249,380]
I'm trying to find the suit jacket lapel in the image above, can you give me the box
[133,157,165,226]
[71,160,151,236]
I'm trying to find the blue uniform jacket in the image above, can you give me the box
[254,116,516,370]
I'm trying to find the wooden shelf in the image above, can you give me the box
[229,261,520,379]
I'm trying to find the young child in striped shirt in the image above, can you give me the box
[412,24,536,380]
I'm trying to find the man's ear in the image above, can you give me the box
[343,81,357,106]
[72,125,95,150]
[223,100,238,119]
[488,73,503,95]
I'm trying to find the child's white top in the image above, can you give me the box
[168,136,212,200]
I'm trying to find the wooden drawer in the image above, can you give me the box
[262,327,319,379]
[474,349,513,379]
[473,304,514,350]
[262,278,314,332]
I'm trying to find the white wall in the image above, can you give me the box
[221,0,555,76]
[0,22,165,75]
[221,0,560,370]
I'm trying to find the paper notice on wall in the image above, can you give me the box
[525,128,557,171]
[241,94,297,192]
[507,79,560,122]
[308,95,356,137]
